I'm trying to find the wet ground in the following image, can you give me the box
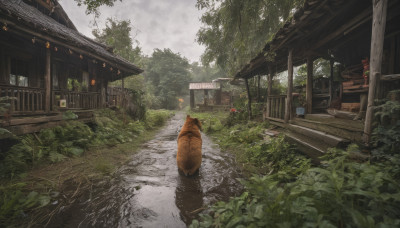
[50,112,243,227]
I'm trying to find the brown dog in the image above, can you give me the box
[177,115,202,176]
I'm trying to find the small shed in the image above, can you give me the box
[189,82,221,110]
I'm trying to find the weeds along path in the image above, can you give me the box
[48,112,243,227]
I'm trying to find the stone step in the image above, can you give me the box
[287,124,350,148]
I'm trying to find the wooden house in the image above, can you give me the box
[0,0,143,135]
[235,0,400,159]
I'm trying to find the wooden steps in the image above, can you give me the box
[290,114,364,142]
[287,124,349,148]
[266,114,359,162]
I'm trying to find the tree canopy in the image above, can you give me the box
[196,0,303,76]
[92,18,142,66]
[145,49,192,109]
[73,0,121,16]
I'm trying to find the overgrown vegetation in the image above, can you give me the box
[0,108,172,226]
[191,147,400,227]
[189,102,400,227]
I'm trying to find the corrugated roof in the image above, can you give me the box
[189,82,221,90]
[0,0,143,77]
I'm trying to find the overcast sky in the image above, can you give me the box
[58,0,205,63]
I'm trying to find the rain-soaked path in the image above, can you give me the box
[51,112,243,227]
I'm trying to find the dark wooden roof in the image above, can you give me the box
[0,0,143,78]
[234,0,382,79]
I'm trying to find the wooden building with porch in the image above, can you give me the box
[235,0,400,159]
[0,0,143,135]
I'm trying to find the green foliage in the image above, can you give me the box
[0,183,54,226]
[372,100,400,157]
[93,18,142,66]
[144,109,174,130]
[145,49,192,109]
[190,62,225,82]
[74,0,121,17]
[196,0,303,75]
[0,121,94,178]
[191,146,400,228]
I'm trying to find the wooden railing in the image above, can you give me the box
[266,95,286,120]
[52,90,100,109]
[107,87,127,107]
[0,85,45,113]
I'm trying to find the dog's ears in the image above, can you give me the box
[194,118,202,129]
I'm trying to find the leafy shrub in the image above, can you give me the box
[191,146,400,228]
[372,100,400,158]
[0,183,52,226]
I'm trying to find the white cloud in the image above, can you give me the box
[58,0,205,63]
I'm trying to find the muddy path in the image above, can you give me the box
[49,112,243,227]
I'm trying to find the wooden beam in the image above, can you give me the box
[306,58,313,114]
[190,90,195,109]
[45,48,51,113]
[285,49,294,123]
[245,78,252,120]
[364,0,388,145]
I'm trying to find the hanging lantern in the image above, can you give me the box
[102,63,106,68]
[110,67,113,71]
[79,54,83,59]
[45,41,50,49]
[32,37,36,44]
[2,23,8,31]
[69,49,73,54]
[90,79,96,86]
[117,70,121,75]
[54,46,58,52]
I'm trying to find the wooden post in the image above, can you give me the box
[306,58,313,114]
[329,59,334,107]
[364,0,388,145]
[101,79,107,107]
[266,66,273,118]
[285,49,293,123]
[121,77,125,89]
[190,90,195,109]
[45,48,51,112]
[245,78,252,120]
[204,89,208,106]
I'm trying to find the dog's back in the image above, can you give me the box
[177,115,202,176]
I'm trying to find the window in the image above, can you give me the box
[10,59,29,87]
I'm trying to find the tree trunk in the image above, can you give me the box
[285,49,294,123]
[364,0,388,145]
[245,78,252,120]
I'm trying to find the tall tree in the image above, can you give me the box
[196,0,303,76]
[73,0,121,17]
[92,18,142,66]
[145,49,192,110]
[190,62,225,82]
